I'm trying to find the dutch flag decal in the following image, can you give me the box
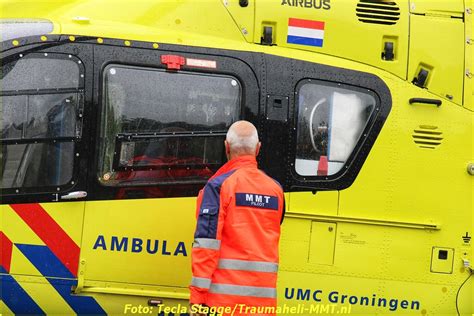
[287,18,325,47]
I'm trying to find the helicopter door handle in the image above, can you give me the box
[61,191,87,200]
[409,98,442,107]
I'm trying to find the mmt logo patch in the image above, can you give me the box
[235,193,279,210]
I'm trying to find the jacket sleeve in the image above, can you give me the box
[189,181,227,304]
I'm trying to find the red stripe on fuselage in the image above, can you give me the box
[0,232,13,272]
[10,203,79,277]
[288,18,325,30]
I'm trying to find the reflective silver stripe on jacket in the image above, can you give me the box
[193,238,221,250]
[210,283,277,298]
[191,277,212,289]
[218,259,278,273]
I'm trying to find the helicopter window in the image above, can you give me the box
[1,57,80,90]
[295,81,375,177]
[2,94,78,139]
[0,54,84,190]
[98,64,241,187]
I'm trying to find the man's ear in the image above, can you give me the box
[224,140,231,158]
[255,142,262,156]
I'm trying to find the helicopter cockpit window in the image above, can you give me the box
[0,54,84,190]
[295,81,375,177]
[98,64,241,188]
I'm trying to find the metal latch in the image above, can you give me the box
[261,26,273,45]
[412,68,429,88]
[382,42,394,61]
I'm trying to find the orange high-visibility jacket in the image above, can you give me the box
[190,155,285,314]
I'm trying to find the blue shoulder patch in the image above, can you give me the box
[194,170,236,239]
[235,193,279,210]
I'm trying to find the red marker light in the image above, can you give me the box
[161,55,185,70]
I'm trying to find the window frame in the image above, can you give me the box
[0,40,93,204]
[87,43,259,200]
[291,78,383,183]
[1,52,86,195]
[97,63,242,187]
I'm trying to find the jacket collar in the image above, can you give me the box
[211,155,257,179]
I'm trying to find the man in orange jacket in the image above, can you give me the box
[189,121,285,316]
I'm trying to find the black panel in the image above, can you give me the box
[1,40,94,204]
[1,35,392,202]
[266,95,289,122]
[87,43,260,201]
[262,54,392,191]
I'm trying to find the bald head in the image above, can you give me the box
[225,121,261,160]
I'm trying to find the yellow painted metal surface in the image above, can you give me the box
[254,0,409,79]
[410,0,465,17]
[0,301,14,316]
[9,244,43,277]
[1,203,84,277]
[222,0,256,43]
[277,271,465,315]
[308,221,336,265]
[80,198,195,287]
[430,247,454,274]
[289,191,338,216]
[13,275,77,314]
[40,202,84,246]
[1,205,43,246]
[0,0,249,50]
[408,14,465,105]
[337,76,473,314]
[466,0,473,110]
